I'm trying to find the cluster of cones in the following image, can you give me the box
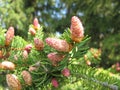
[0,18,41,90]
[45,16,84,87]
[0,16,84,89]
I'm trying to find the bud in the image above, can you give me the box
[6,74,22,90]
[90,48,101,59]
[24,44,32,53]
[14,55,18,60]
[47,52,65,61]
[21,70,32,86]
[116,62,120,71]
[86,60,91,66]
[47,52,64,65]
[34,38,44,50]
[116,67,120,71]
[33,18,40,30]
[84,55,88,60]
[46,38,72,52]
[23,50,28,59]
[51,78,59,88]
[0,50,3,59]
[1,61,15,70]
[70,16,84,42]
[62,68,70,77]
[5,27,14,46]
[29,28,36,36]
[29,66,37,72]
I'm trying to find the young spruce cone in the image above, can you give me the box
[46,38,72,52]
[0,50,3,59]
[24,44,32,53]
[33,18,40,30]
[62,68,70,77]
[6,74,22,90]
[34,38,44,50]
[1,61,15,70]
[23,50,28,59]
[51,78,59,88]
[29,28,36,36]
[70,16,84,42]
[21,70,32,86]
[47,52,65,65]
[5,27,14,46]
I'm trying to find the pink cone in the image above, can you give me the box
[116,62,120,71]
[51,78,59,88]
[62,68,70,77]
[46,38,71,52]
[70,16,84,42]
[23,50,28,59]
[33,18,40,30]
[34,38,44,50]
[24,44,32,53]
[47,52,64,62]
[29,28,36,36]
[1,61,15,70]
[5,27,14,46]
[21,70,32,86]
[6,74,22,90]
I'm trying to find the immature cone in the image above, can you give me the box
[0,50,3,59]
[46,38,72,52]
[6,74,22,90]
[1,61,15,70]
[62,68,70,77]
[90,48,101,59]
[14,55,18,60]
[5,27,14,46]
[29,66,37,72]
[29,28,36,36]
[51,78,59,88]
[70,16,84,42]
[116,62,120,71]
[33,18,40,30]
[24,44,32,53]
[21,70,32,86]
[47,52,65,65]
[34,38,44,50]
[23,50,28,59]
[86,60,91,66]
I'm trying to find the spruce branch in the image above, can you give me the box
[69,63,120,90]
[0,16,119,90]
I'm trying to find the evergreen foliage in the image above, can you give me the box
[0,0,120,89]
[0,16,120,90]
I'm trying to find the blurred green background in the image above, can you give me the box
[0,0,120,68]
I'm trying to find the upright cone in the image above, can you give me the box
[62,68,70,77]
[0,50,3,59]
[47,52,65,65]
[21,70,32,86]
[24,44,32,53]
[34,38,44,50]
[33,18,40,30]
[51,78,59,88]
[5,27,14,46]
[1,61,15,70]
[70,16,84,42]
[46,38,71,52]
[29,28,36,36]
[6,74,22,90]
